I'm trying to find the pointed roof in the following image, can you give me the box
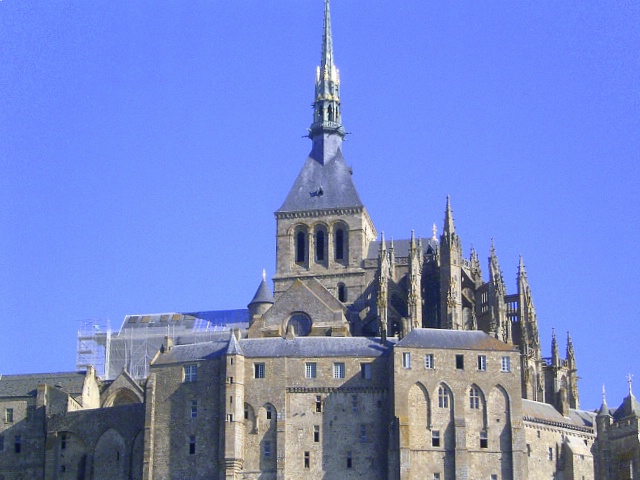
[249,271,274,306]
[443,195,455,236]
[226,332,243,356]
[597,385,611,417]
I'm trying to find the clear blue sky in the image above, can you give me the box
[1,1,638,410]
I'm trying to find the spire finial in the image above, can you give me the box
[628,373,634,395]
[444,195,455,235]
[262,269,267,282]
[602,384,607,403]
[432,223,437,240]
[310,0,344,138]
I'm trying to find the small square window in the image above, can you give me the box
[402,352,411,369]
[190,400,198,419]
[183,365,197,383]
[425,354,434,369]
[189,435,196,455]
[501,356,511,372]
[5,408,14,423]
[333,363,345,379]
[432,430,440,447]
[360,363,372,380]
[305,362,317,379]
[254,363,265,379]
[456,354,464,370]
[433,474,441,480]
[478,355,486,371]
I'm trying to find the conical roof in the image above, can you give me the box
[249,274,274,306]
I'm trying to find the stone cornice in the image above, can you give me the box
[275,207,364,220]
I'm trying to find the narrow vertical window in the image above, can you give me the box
[548,447,553,460]
[5,408,14,423]
[189,435,196,455]
[501,356,511,372]
[191,400,198,418]
[315,395,322,413]
[478,355,486,371]
[266,405,272,420]
[338,283,346,302]
[469,387,480,409]
[61,433,67,450]
[402,352,411,369]
[359,425,367,443]
[425,354,434,369]
[438,386,449,408]
[14,435,21,454]
[335,229,344,260]
[26,406,35,422]
[296,231,306,263]
[351,395,358,413]
[304,451,310,468]
[0,435,4,452]
[527,444,532,457]
[431,430,440,447]
[316,230,325,262]
[346,451,353,468]
[264,440,271,457]
[313,425,320,442]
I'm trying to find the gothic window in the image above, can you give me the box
[338,283,346,302]
[335,228,344,260]
[328,105,334,121]
[296,231,306,264]
[438,386,449,408]
[288,312,312,336]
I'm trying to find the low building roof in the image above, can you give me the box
[396,328,517,352]
[0,371,86,398]
[522,399,595,431]
[241,336,394,358]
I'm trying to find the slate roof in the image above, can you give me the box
[366,237,439,260]
[522,399,595,430]
[152,332,232,365]
[396,328,517,352]
[0,371,86,398]
[240,336,394,358]
[277,143,363,213]
[249,279,274,306]
[612,392,640,421]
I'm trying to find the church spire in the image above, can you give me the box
[310,0,344,139]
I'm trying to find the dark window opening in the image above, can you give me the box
[304,451,310,468]
[335,229,344,260]
[338,283,346,302]
[456,354,464,370]
[316,230,325,262]
[313,425,320,442]
[296,231,306,263]
[432,431,440,447]
[315,396,322,413]
[266,406,272,420]
[61,434,67,450]
[189,436,196,455]
[346,451,353,469]
[15,435,21,454]
[480,431,488,448]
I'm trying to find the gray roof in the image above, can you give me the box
[612,392,640,421]
[396,328,517,352]
[367,237,439,259]
[241,336,394,358]
[152,332,232,365]
[277,141,363,213]
[0,371,86,398]
[249,279,274,306]
[522,399,595,429]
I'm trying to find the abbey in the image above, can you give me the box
[1,2,638,479]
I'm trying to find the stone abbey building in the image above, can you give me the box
[1,1,638,479]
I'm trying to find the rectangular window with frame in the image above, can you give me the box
[402,352,411,369]
[183,365,197,383]
[305,362,317,379]
[315,395,322,413]
[5,408,14,423]
[360,363,372,379]
[266,405,273,420]
[189,435,196,455]
[304,451,310,469]
[190,400,198,419]
[432,430,441,447]
[501,356,511,372]
[254,363,265,379]
[480,431,488,448]
[333,362,345,379]
[15,435,21,454]
[456,354,464,370]
[313,425,320,443]
[425,353,434,369]
[478,355,486,371]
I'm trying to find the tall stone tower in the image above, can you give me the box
[273,0,377,314]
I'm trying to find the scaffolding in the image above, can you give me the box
[76,318,111,378]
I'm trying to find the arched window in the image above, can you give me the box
[316,230,325,262]
[438,386,449,408]
[288,312,312,336]
[335,229,344,260]
[338,283,346,302]
[296,231,306,264]
[469,386,480,409]
[328,105,334,121]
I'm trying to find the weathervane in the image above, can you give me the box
[627,373,634,395]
